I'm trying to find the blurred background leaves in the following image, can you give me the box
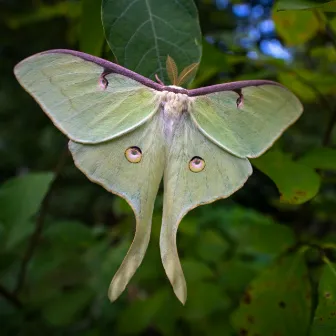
[0,0,336,335]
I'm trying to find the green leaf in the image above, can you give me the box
[0,173,54,250]
[275,0,336,12]
[181,258,214,282]
[152,291,183,336]
[310,45,336,63]
[231,254,311,336]
[80,0,105,56]
[277,72,317,102]
[42,287,94,326]
[273,9,319,45]
[86,240,130,294]
[219,260,257,294]
[252,150,321,204]
[102,0,202,84]
[277,69,336,102]
[184,282,230,320]
[196,230,229,262]
[298,148,336,170]
[225,218,295,256]
[5,220,35,250]
[311,260,336,335]
[0,173,54,226]
[44,220,95,248]
[29,247,90,288]
[117,290,168,334]
[199,206,294,256]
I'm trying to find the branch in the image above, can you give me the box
[0,283,22,309]
[14,145,69,294]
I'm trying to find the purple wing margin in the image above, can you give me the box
[40,49,285,96]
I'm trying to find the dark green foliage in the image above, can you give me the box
[0,0,336,335]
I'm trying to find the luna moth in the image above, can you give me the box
[14,49,303,304]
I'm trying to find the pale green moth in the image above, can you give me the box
[14,50,303,304]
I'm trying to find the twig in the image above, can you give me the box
[0,283,22,309]
[14,146,69,294]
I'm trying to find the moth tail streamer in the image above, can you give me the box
[159,215,187,305]
[108,216,152,301]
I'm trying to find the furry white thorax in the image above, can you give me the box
[157,90,192,140]
[159,90,191,118]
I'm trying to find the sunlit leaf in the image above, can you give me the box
[310,45,336,63]
[252,150,321,204]
[275,0,336,12]
[273,9,319,45]
[278,72,317,102]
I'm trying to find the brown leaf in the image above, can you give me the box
[166,55,178,85]
[176,62,199,87]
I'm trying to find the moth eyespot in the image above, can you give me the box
[125,146,142,163]
[189,156,205,173]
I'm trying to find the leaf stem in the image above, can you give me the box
[14,146,69,294]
